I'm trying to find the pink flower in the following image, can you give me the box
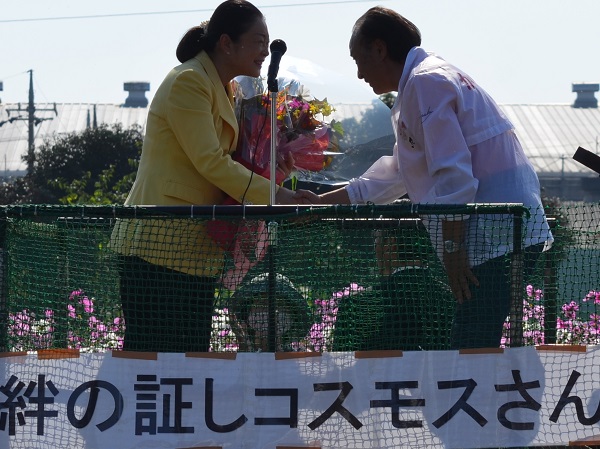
[556,318,570,330]
[81,297,94,314]
[333,283,364,299]
[532,305,545,323]
[584,291,600,305]
[304,283,365,351]
[88,316,101,340]
[112,316,125,332]
[69,289,84,301]
[10,310,31,336]
[562,301,579,320]
[68,332,83,349]
[523,330,544,345]
[68,304,76,319]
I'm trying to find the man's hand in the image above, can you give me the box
[443,248,479,304]
[275,187,317,204]
[293,189,322,204]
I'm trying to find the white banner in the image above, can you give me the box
[1,346,600,448]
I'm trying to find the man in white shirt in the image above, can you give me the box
[295,6,553,349]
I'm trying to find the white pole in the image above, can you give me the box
[269,90,277,205]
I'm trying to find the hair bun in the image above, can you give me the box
[176,24,209,63]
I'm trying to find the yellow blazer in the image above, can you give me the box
[112,51,273,277]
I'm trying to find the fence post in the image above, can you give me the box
[267,220,279,352]
[509,208,524,347]
[543,217,558,344]
[0,212,7,352]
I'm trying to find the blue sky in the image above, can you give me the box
[1,0,599,105]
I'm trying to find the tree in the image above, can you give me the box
[1,124,142,205]
[0,177,31,205]
[338,98,393,149]
[378,93,396,109]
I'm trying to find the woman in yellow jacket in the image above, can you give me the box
[113,0,298,353]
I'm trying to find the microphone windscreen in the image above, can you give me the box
[269,39,287,55]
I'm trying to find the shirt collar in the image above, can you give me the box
[397,46,430,95]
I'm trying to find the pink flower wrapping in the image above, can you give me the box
[208,80,343,290]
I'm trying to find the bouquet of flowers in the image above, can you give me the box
[208,77,343,290]
[233,77,343,183]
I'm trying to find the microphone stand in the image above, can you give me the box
[269,88,277,205]
[267,80,278,352]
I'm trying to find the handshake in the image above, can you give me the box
[275,187,321,205]
[275,186,350,205]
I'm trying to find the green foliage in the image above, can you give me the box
[2,123,142,204]
[378,93,397,109]
[330,120,345,137]
[338,99,392,148]
[54,158,139,205]
[0,177,32,205]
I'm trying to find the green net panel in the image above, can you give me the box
[0,203,599,449]
[0,203,541,355]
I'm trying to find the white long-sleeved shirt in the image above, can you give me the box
[346,46,552,266]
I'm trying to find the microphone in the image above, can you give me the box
[267,39,287,92]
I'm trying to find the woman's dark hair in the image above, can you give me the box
[351,6,421,64]
[176,0,264,63]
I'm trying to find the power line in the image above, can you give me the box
[0,0,384,23]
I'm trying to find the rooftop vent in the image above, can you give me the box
[572,83,599,108]
[123,81,150,108]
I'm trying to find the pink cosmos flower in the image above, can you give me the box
[306,283,365,351]
[69,289,84,301]
[81,297,94,314]
[562,301,579,320]
[11,310,31,336]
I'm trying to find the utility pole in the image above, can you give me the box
[4,70,57,175]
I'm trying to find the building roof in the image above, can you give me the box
[501,103,600,177]
[1,99,600,179]
[0,103,147,175]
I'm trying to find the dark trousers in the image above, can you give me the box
[450,244,543,349]
[119,256,216,353]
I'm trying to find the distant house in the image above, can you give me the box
[501,83,600,201]
[1,80,599,201]
[0,82,150,178]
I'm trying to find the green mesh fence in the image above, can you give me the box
[0,203,538,354]
[0,203,599,449]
